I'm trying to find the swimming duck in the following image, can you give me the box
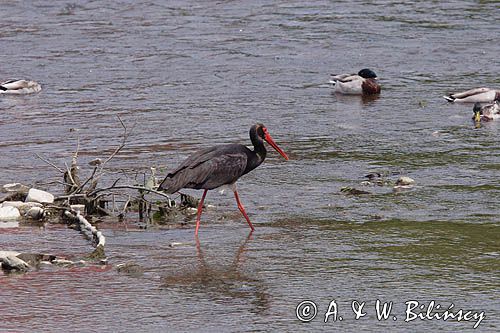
[473,101,500,122]
[443,88,499,103]
[329,68,381,95]
[0,79,42,94]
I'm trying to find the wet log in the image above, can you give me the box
[64,210,106,250]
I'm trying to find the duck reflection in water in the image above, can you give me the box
[333,92,381,106]
[161,232,270,314]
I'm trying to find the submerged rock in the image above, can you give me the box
[0,206,21,220]
[340,187,371,195]
[17,253,56,267]
[25,188,55,204]
[116,262,144,277]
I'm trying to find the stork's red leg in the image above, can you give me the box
[233,190,255,231]
[195,189,208,236]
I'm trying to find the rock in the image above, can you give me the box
[396,176,415,186]
[25,188,54,204]
[393,176,416,192]
[0,206,21,220]
[70,204,85,213]
[116,262,144,277]
[2,201,26,208]
[397,176,414,186]
[2,201,42,215]
[0,192,26,203]
[2,183,30,194]
[25,207,46,220]
[0,255,29,272]
[88,158,102,166]
[340,187,371,195]
[17,253,56,266]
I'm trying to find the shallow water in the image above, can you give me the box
[1,1,499,332]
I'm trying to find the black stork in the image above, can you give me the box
[159,123,289,235]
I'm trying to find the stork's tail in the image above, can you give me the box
[158,173,188,194]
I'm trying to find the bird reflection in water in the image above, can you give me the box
[333,92,381,106]
[161,231,270,313]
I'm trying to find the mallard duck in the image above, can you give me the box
[443,88,499,103]
[329,68,381,95]
[473,101,500,122]
[0,79,41,94]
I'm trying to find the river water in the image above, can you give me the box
[0,1,499,332]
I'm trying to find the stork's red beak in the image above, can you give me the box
[264,132,289,160]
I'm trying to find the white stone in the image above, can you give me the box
[0,255,29,271]
[2,201,42,214]
[25,188,54,204]
[0,206,21,220]
[396,176,415,186]
[1,201,24,208]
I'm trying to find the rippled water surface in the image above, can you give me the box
[1,1,499,332]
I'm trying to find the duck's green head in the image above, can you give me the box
[473,103,482,123]
[358,68,378,79]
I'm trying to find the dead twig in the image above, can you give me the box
[89,185,173,201]
[101,115,136,167]
[35,153,65,173]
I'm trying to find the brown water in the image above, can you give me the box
[1,1,499,332]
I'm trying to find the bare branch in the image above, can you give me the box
[35,153,64,173]
[90,185,172,201]
[101,115,136,167]
[76,166,98,193]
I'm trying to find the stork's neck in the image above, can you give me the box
[243,135,266,174]
[251,132,268,157]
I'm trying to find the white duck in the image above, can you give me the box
[443,87,499,103]
[0,79,42,94]
[329,68,381,95]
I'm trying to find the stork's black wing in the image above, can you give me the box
[159,144,249,193]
